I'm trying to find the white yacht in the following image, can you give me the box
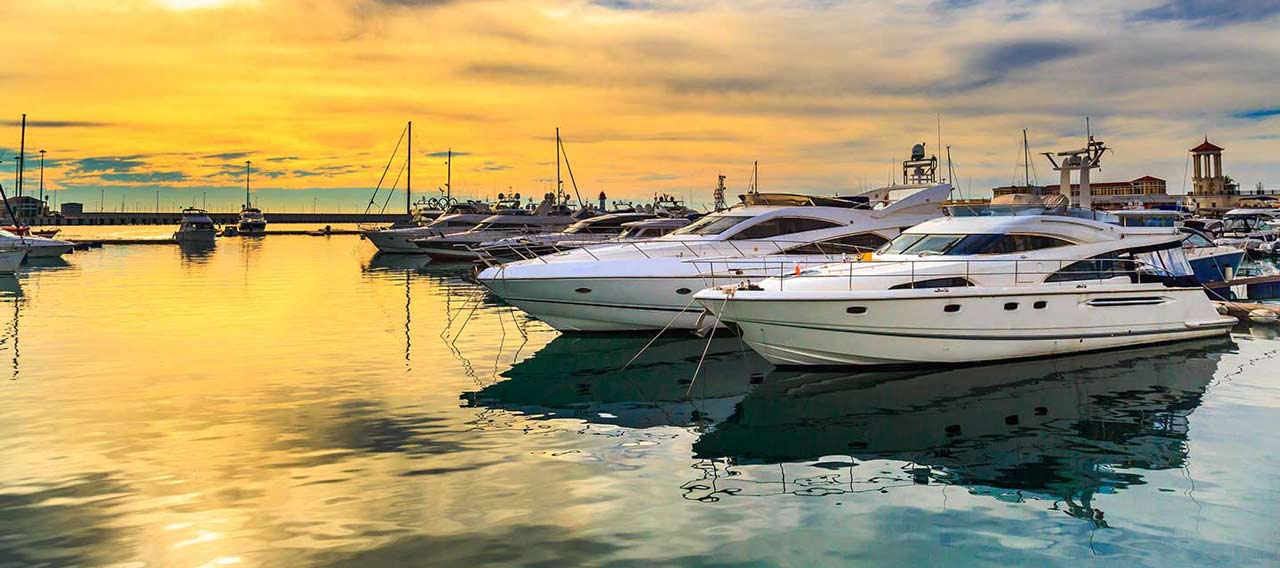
[412,198,583,262]
[173,208,218,243]
[364,200,495,254]
[477,183,954,331]
[694,202,1236,366]
[0,229,74,258]
[0,249,26,273]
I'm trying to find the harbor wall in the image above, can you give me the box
[12,212,410,226]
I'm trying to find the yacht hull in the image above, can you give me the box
[0,250,26,273]
[416,244,484,262]
[696,286,1236,366]
[173,230,217,243]
[1188,249,1244,284]
[365,229,434,254]
[483,276,711,331]
[237,222,267,235]
[478,258,803,331]
[22,243,75,258]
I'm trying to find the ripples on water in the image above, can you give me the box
[0,234,1277,566]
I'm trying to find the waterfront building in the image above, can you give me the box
[991,175,1176,210]
[1186,138,1280,214]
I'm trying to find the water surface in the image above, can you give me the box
[1,234,1277,566]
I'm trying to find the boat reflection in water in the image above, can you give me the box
[463,335,772,429]
[689,338,1233,524]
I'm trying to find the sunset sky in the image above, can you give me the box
[3,0,1279,213]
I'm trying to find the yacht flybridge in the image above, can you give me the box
[476,182,955,331]
[694,199,1237,367]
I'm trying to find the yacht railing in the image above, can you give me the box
[470,237,879,268]
[686,256,1182,291]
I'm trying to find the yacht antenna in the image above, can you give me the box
[38,149,45,205]
[406,120,412,215]
[713,174,727,211]
[446,148,452,202]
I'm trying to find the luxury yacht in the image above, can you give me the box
[0,229,74,258]
[1112,209,1244,283]
[477,183,954,331]
[476,212,660,260]
[363,200,496,254]
[173,208,218,243]
[412,197,585,262]
[695,200,1237,366]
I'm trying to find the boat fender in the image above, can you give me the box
[1248,309,1279,325]
[1216,303,1230,315]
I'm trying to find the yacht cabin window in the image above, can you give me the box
[878,233,1073,256]
[728,217,843,240]
[669,215,751,236]
[780,232,890,255]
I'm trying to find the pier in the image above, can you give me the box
[13,212,410,227]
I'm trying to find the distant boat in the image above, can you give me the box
[0,249,26,274]
[174,207,218,243]
[237,160,267,235]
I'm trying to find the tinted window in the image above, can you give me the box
[670,215,751,236]
[978,234,1073,255]
[782,232,889,255]
[1045,257,1136,282]
[889,277,974,290]
[729,217,843,240]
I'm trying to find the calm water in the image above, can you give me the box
[1,234,1278,567]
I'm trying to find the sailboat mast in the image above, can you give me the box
[446,148,452,202]
[406,120,412,215]
[245,160,251,208]
[1022,129,1031,189]
[17,113,26,198]
[555,127,561,203]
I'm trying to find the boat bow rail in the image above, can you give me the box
[685,253,1199,292]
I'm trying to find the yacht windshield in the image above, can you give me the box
[1223,214,1274,232]
[1117,214,1178,227]
[669,215,751,236]
[878,233,1073,256]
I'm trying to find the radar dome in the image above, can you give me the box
[911,143,926,160]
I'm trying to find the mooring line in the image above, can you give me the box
[621,296,702,370]
[686,293,732,398]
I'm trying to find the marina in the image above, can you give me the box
[1,233,1277,566]
[6,0,1280,565]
